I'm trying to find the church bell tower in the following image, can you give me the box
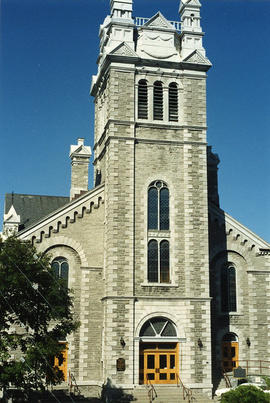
[91,0,213,394]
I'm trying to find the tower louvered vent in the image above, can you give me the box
[138,80,148,119]
[169,83,178,122]
[153,81,163,121]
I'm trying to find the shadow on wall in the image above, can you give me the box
[101,378,136,403]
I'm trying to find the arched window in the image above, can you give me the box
[139,317,177,338]
[148,240,170,283]
[52,257,69,285]
[221,264,237,312]
[153,81,163,120]
[138,79,148,119]
[148,181,169,230]
[169,83,178,122]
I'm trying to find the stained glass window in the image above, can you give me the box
[148,240,158,282]
[139,318,177,338]
[148,187,158,230]
[221,264,237,312]
[148,181,169,231]
[52,257,69,285]
[160,240,169,283]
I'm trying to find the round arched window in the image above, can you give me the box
[139,318,177,338]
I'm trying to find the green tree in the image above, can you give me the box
[221,385,270,403]
[0,236,79,396]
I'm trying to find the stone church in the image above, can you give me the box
[2,0,270,398]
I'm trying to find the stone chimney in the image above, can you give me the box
[70,138,92,200]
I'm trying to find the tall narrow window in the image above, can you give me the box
[138,79,148,119]
[160,240,169,283]
[148,240,158,282]
[148,181,169,230]
[169,83,178,122]
[153,81,163,120]
[148,240,170,283]
[52,257,69,285]
[221,264,237,312]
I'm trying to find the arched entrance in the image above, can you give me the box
[139,317,179,384]
[222,333,239,372]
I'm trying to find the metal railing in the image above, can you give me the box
[176,374,195,403]
[221,365,232,388]
[135,17,181,32]
[146,375,158,403]
[68,370,81,396]
[221,360,270,377]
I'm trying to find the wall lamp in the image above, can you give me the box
[198,338,203,350]
[246,338,251,347]
[120,337,126,348]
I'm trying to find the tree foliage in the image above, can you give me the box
[0,236,79,393]
[221,385,270,403]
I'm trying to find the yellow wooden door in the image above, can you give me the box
[141,343,179,384]
[222,342,238,372]
[54,343,68,381]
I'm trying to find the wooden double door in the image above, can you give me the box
[54,343,68,381]
[222,342,239,372]
[140,342,179,384]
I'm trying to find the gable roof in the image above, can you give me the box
[4,193,69,232]
[209,203,270,250]
[18,184,104,242]
[143,12,177,32]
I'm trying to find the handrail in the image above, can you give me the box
[146,375,158,403]
[221,364,232,388]
[220,359,270,376]
[68,370,81,396]
[134,16,181,32]
[176,374,195,403]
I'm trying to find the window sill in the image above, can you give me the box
[219,312,243,316]
[141,282,179,288]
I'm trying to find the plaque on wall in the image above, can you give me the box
[233,367,246,378]
[116,358,126,372]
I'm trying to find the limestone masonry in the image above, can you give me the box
[2,0,270,399]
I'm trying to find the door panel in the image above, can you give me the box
[140,343,179,384]
[222,342,238,372]
[54,343,68,381]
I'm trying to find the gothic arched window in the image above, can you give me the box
[153,81,163,120]
[221,264,237,312]
[169,83,178,122]
[138,79,148,119]
[148,181,169,230]
[52,257,69,285]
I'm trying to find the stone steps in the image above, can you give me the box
[132,386,213,403]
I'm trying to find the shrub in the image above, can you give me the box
[221,385,270,403]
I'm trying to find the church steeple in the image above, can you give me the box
[179,0,206,58]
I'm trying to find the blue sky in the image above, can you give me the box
[0,0,269,242]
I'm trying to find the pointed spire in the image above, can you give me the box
[110,0,133,22]
[3,204,21,238]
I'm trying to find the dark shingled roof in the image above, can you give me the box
[5,193,70,231]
